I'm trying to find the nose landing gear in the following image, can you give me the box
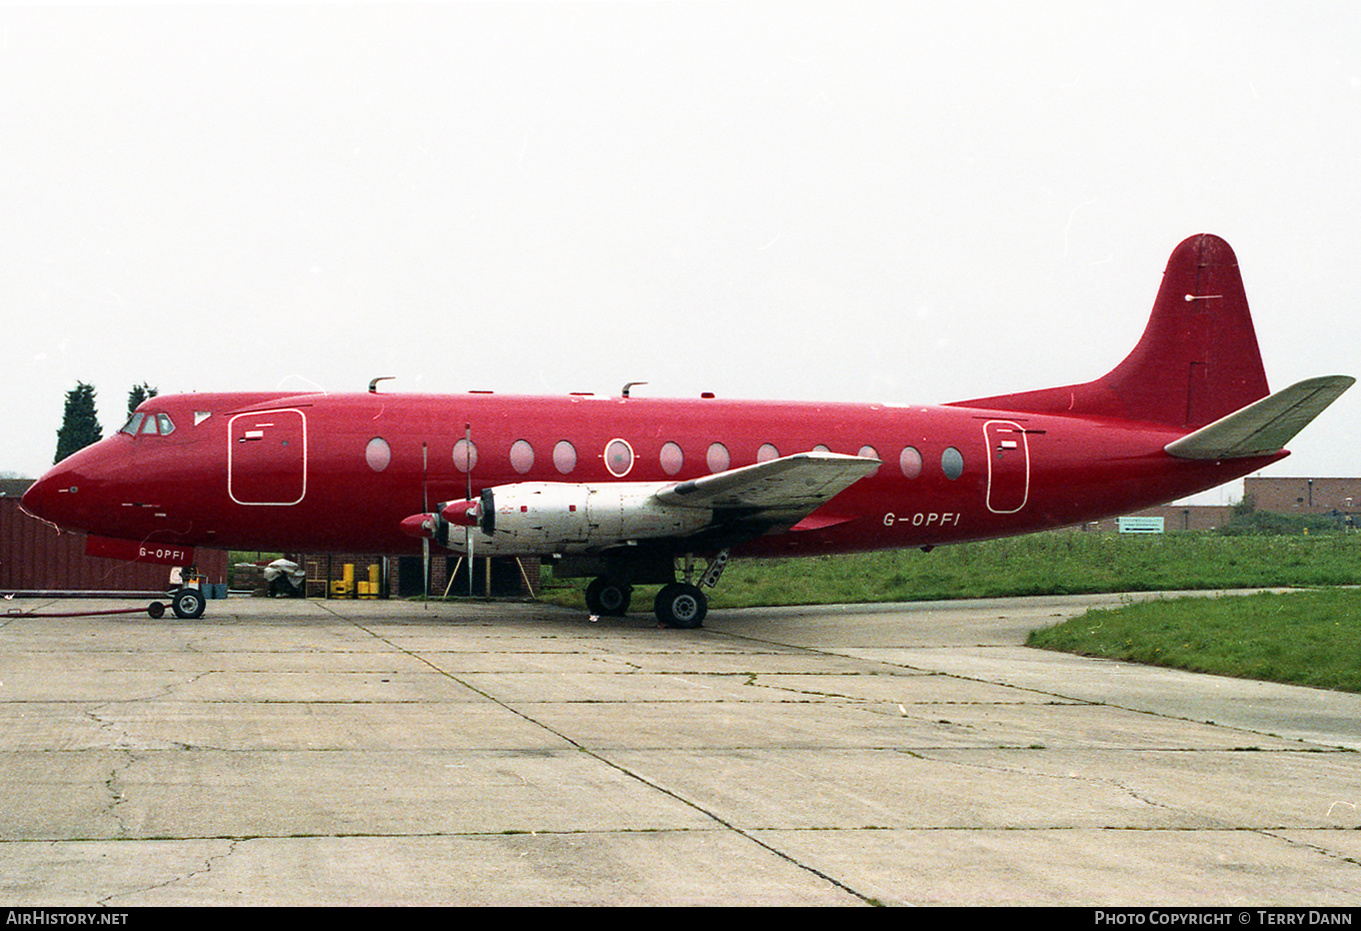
[157,566,208,619]
[171,587,206,619]
[146,586,206,619]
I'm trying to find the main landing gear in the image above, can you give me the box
[585,577,632,617]
[587,550,728,629]
[653,582,707,629]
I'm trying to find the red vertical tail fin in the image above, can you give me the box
[952,234,1270,429]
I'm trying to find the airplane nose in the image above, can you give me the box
[21,468,85,529]
[20,476,49,521]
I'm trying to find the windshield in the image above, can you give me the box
[118,412,175,436]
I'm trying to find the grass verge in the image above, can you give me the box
[1026,588,1361,693]
[541,531,1361,608]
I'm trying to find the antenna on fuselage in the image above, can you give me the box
[621,381,647,398]
[369,376,395,394]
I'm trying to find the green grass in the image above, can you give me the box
[541,532,1361,609]
[1027,589,1361,692]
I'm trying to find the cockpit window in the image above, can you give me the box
[120,412,175,437]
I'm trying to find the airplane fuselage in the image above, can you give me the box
[24,388,1280,558]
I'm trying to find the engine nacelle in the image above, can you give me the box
[435,482,712,555]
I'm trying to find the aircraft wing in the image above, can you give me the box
[1164,375,1354,460]
[655,451,880,521]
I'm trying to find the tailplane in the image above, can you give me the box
[953,234,1270,429]
[1164,375,1354,460]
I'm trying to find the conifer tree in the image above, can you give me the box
[127,382,158,415]
[54,382,102,464]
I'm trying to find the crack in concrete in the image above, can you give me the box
[102,750,133,838]
[99,837,242,907]
[920,746,1188,819]
[334,611,884,905]
[1261,829,1361,872]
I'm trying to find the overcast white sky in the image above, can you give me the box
[4,2,1358,500]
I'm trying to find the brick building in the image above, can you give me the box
[1072,476,1361,532]
[1243,476,1361,518]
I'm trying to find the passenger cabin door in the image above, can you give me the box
[983,420,1030,514]
[228,409,308,505]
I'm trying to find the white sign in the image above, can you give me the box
[1118,516,1165,534]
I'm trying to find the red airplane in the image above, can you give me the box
[21,234,1352,626]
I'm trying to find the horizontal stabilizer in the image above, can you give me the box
[1164,375,1354,460]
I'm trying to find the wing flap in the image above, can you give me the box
[655,451,879,516]
[1164,375,1354,460]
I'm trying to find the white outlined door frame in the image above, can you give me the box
[227,408,308,506]
[983,419,1030,514]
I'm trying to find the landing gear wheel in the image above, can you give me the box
[654,583,707,629]
[147,601,166,619]
[171,588,206,620]
[585,578,632,616]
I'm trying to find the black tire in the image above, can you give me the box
[585,578,632,616]
[171,587,206,620]
[653,583,707,629]
[147,601,166,619]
